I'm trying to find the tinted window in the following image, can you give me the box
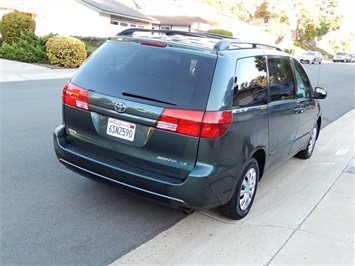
[71,41,217,110]
[233,56,267,107]
[293,59,312,98]
[267,56,295,102]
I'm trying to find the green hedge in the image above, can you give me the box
[0,31,51,63]
[207,29,233,37]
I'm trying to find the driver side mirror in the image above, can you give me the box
[314,87,327,99]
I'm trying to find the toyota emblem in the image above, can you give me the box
[114,102,127,113]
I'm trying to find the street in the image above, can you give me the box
[1,62,354,265]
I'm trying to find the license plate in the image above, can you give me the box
[106,117,136,141]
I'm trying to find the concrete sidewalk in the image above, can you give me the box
[0,58,77,82]
[110,109,354,265]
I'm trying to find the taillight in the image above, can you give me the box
[156,109,232,139]
[62,83,89,111]
[156,109,204,137]
[201,111,232,139]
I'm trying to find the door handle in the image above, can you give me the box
[294,104,304,114]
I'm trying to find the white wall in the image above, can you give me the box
[1,0,112,37]
[37,1,110,37]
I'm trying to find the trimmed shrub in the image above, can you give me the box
[46,36,87,68]
[71,35,107,57]
[0,12,36,44]
[207,29,233,37]
[0,31,52,63]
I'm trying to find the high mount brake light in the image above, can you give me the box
[62,83,89,111]
[140,41,167,47]
[156,109,232,139]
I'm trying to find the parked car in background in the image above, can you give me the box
[349,53,355,63]
[54,28,328,220]
[333,51,351,62]
[300,51,322,64]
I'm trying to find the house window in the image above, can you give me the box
[120,22,128,27]
[111,21,118,25]
[131,24,136,27]
[161,26,171,30]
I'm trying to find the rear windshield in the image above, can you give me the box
[71,40,217,110]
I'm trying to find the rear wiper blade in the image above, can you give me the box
[122,91,176,105]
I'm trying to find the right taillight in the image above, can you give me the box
[62,82,89,111]
[201,111,232,139]
[155,109,232,139]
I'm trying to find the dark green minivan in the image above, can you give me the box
[53,29,327,219]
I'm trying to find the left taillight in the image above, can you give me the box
[62,83,89,111]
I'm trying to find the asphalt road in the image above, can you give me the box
[1,62,354,265]
[303,62,355,127]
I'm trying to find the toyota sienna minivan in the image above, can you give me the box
[54,29,327,220]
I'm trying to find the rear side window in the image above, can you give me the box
[233,56,268,107]
[267,56,295,102]
[71,41,217,110]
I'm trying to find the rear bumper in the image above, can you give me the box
[53,125,237,210]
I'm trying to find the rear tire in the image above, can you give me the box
[219,158,259,220]
[296,124,318,159]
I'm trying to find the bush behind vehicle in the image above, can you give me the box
[46,36,87,68]
[0,31,52,64]
[0,12,104,66]
[0,12,36,44]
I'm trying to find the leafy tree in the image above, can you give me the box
[201,0,344,46]
[201,0,255,22]
[252,0,295,44]
[253,1,271,22]
[296,0,343,42]
[329,33,354,52]
[0,12,36,44]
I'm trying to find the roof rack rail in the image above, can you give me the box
[214,39,283,52]
[117,28,233,40]
[116,28,282,52]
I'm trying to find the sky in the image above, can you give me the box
[337,0,355,33]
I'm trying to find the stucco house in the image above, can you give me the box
[0,0,275,43]
[138,0,275,42]
[0,0,158,37]
[150,15,215,32]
